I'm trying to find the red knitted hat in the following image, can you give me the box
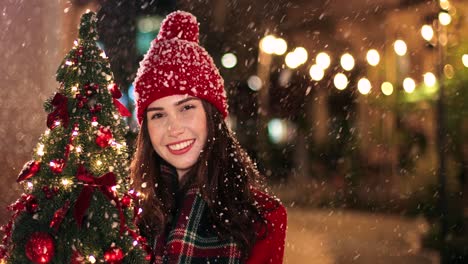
[134,11,228,124]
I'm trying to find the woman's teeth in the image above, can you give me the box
[168,140,194,150]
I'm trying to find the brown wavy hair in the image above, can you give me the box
[130,100,266,259]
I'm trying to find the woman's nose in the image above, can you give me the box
[167,116,184,137]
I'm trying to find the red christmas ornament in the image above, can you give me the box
[109,83,122,99]
[24,194,39,213]
[25,232,55,264]
[103,246,124,264]
[95,126,113,148]
[70,250,85,264]
[90,103,102,113]
[121,194,132,208]
[17,160,41,182]
[49,159,65,174]
[50,200,70,232]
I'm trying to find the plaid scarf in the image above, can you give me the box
[151,165,242,264]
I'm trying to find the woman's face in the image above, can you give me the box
[146,95,207,178]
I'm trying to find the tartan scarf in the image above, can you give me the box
[151,164,242,264]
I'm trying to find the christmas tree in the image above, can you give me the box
[0,11,149,264]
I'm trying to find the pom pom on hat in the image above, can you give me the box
[133,10,228,125]
[157,11,199,43]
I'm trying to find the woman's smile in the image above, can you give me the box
[167,139,196,155]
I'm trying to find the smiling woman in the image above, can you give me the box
[146,95,208,179]
[130,11,287,264]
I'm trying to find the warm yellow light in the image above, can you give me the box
[27,182,34,189]
[285,52,301,69]
[91,120,98,127]
[96,160,102,166]
[421,25,434,41]
[309,65,324,81]
[294,47,308,64]
[439,12,451,26]
[62,178,71,187]
[221,53,237,69]
[403,77,416,93]
[260,35,276,54]
[462,54,468,68]
[440,0,450,10]
[37,144,45,156]
[88,255,96,263]
[340,53,355,71]
[423,72,436,87]
[100,51,107,59]
[75,146,82,153]
[381,82,394,96]
[333,73,348,90]
[357,78,371,95]
[316,52,331,69]
[444,64,454,79]
[366,49,380,66]
[274,38,287,55]
[394,40,407,56]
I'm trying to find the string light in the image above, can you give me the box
[27,182,34,189]
[75,146,82,153]
[421,25,434,41]
[62,178,71,187]
[309,64,324,81]
[333,73,348,90]
[96,160,102,166]
[394,40,407,56]
[381,82,394,96]
[37,144,45,156]
[316,52,331,69]
[273,38,287,55]
[340,53,355,71]
[88,255,96,263]
[423,72,436,87]
[65,61,73,66]
[462,54,468,68]
[259,35,276,54]
[439,12,451,26]
[357,78,372,95]
[403,77,416,93]
[366,49,380,66]
[100,51,108,59]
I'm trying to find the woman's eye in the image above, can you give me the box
[151,113,164,119]
[182,104,195,111]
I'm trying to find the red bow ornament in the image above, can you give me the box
[73,165,125,234]
[47,93,69,129]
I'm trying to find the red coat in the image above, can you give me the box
[247,190,287,263]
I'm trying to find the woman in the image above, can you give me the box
[131,11,287,264]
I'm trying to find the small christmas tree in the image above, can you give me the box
[0,11,149,264]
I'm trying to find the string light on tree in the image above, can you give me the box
[333,73,348,90]
[88,255,96,263]
[357,78,371,95]
[37,144,45,156]
[340,53,355,71]
[403,77,416,93]
[381,82,394,96]
[366,49,380,66]
[394,40,407,56]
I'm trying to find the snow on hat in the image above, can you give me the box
[133,10,228,125]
